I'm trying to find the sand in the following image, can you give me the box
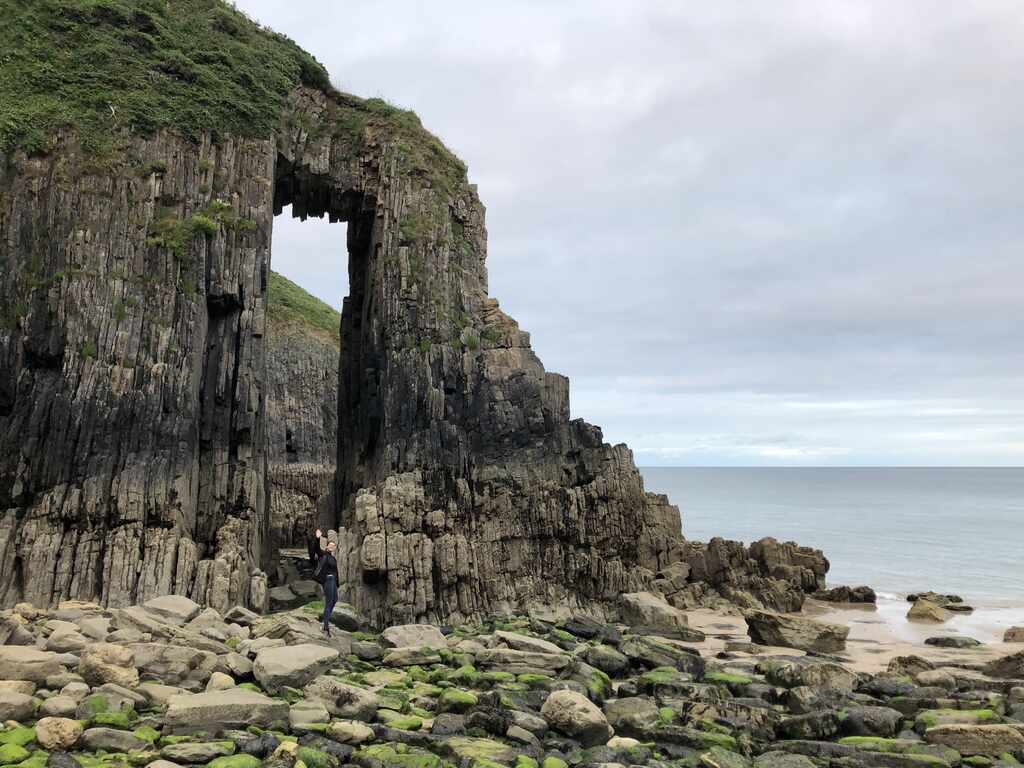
[682,596,1024,675]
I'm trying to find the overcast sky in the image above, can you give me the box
[244,1,1024,467]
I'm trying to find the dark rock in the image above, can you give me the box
[45,753,82,768]
[813,585,877,604]
[777,711,842,740]
[430,714,466,736]
[925,636,982,648]
[296,733,354,761]
[840,705,905,737]
[464,707,510,737]
[984,649,1024,679]
[238,731,281,758]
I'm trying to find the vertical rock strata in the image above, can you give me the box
[0,84,684,622]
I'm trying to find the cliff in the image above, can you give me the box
[0,0,825,623]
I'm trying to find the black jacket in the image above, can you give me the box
[307,534,339,582]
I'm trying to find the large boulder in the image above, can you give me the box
[541,689,612,747]
[924,724,1024,755]
[78,643,139,688]
[253,644,339,694]
[303,676,379,721]
[760,660,857,691]
[129,643,218,686]
[164,688,289,733]
[380,624,446,650]
[619,592,690,631]
[35,718,83,751]
[0,647,63,682]
[1004,626,1024,643]
[493,630,563,655]
[745,610,848,653]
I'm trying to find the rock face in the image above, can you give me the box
[0,13,683,623]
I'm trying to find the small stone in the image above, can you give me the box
[205,672,235,692]
[38,695,79,718]
[324,720,374,745]
[161,741,236,763]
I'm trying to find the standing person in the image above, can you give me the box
[307,528,339,636]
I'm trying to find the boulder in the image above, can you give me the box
[983,649,1024,679]
[325,720,374,745]
[380,624,446,650]
[164,688,289,733]
[289,700,330,729]
[541,689,613,747]
[252,644,339,694]
[906,600,951,622]
[760,660,857,691]
[35,718,83,751]
[924,723,1024,755]
[303,676,379,721]
[0,647,63,682]
[129,643,217,686]
[38,696,78,718]
[924,635,981,648]
[45,630,88,654]
[161,741,236,763]
[619,592,690,630]
[80,727,150,752]
[494,630,563,655]
[205,672,235,692]
[475,648,571,674]
[745,610,848,653]
[0,691,34,721]
[812,585,876,604]
[1004,626,1024,643]
[0,681,34,696]
[381,647,441,667]
[78,643,139,688]
[143,596,202,625]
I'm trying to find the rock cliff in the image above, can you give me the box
[0,1,826,624]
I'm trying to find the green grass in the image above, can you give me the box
[0,0,468,196]
[266,270,340,342]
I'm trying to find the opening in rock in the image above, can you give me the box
[266,202,346,561]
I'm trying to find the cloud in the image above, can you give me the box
[250,0,1024,466]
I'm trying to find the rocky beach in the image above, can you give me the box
[1,570,1023,768]
[1,2,1023,768]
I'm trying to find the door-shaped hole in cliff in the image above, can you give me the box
[266,202,347,553]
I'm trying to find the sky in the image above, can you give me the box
[244,1,1024,466]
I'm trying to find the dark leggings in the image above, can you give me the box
[322,575,338,629]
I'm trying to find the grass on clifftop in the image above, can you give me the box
[0,0,467,194]
[267,270,340,343]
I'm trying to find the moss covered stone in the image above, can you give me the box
[207,755,262,768]
[295,746,336,768]
[0,744,29,766]
[437,688,477,714]
[356,744,442,768]
[0,728,35,748]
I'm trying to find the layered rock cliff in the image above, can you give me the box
[264,271,339,550]
[0,0,826,624]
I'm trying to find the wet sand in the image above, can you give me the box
[683,596,1024,675]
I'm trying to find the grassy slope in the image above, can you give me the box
[267,270,340,345]
[0,0,466,193]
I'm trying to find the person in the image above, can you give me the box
[307,528,339,636]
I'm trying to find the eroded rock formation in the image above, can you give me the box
[0,4,827,624]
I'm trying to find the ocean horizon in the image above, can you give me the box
[639,466,1024,609]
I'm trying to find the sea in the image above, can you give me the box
[640,467,1024,614]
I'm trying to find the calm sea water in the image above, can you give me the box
[640,467,1024,607]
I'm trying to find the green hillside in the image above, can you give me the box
[0,0,466,193]
[266,270,340,343]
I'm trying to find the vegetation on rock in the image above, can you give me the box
[267,270,341,342]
